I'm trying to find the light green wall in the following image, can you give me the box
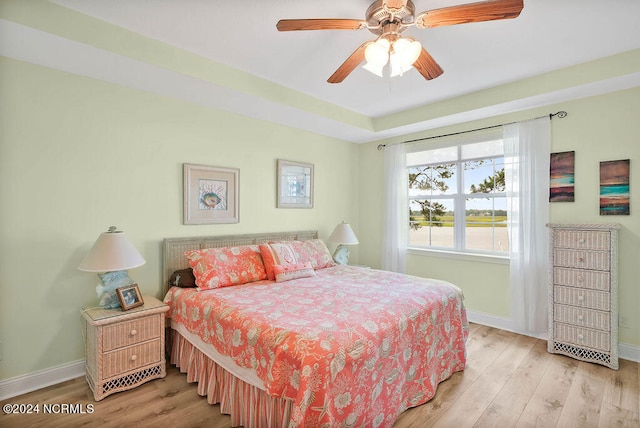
[358,88,640,346]
[0,57,360,379]
[0,0,372,132]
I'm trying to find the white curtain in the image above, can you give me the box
[381,143,408,273]
[503,117,551,335]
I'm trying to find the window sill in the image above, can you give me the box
[406,247,510,265]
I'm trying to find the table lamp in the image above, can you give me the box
[78,226,145,309]
[328,221,359,265]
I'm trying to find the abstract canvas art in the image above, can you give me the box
[549,151,575,202]
[600,159,630,215]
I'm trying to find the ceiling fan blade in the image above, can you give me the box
[276,19,367,31]
[383,0,408,10]
[416,0,523,29]
[327,42,370,84]
[413,48,444,80]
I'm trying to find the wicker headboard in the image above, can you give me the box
[162,230,318,295]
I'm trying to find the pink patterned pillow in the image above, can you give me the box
[259,242,299,281]
[288,239,335,270]
[185,245,267,290]
[273,262,316,283]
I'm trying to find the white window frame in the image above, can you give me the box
[406,129,509,260]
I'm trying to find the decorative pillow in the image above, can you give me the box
[273,262,316,283]
[289,239,335,270]
[260,239,335,280]
[185,245,267,290]
[259,242,300,280]
[168,268,197,288]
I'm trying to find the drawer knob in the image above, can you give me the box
[577,257,585,262]
[577,295,584,302]
[579,238,585,244]
[131,355,137,362]
[577,315,584,321]
[577,276,584,282]
[577,334,584,341]
[130,329,137,336]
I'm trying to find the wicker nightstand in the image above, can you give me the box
[81,296,169,400]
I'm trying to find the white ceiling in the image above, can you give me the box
[39,0,640,140]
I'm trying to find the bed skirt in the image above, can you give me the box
[169,329,293,428]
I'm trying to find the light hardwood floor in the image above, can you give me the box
[2,323,638,427]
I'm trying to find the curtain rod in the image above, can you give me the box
[376,110,567,151]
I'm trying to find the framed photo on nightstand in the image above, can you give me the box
[116,284,144,311]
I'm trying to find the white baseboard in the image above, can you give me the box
[0,360,84,401]
[619,342,640,363]
[466,310,640,363]
[0,314,638,401]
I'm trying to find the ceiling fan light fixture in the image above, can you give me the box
[363,61,385,77]
[364,38,390,67]
[389,51,413,77]
[394,37,422,67]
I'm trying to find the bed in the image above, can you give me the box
[162,231,468,427]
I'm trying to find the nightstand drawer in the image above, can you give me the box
[553,230,610,251]
[553,304,610,331]
[554,323,610,352]
[103,339,161,379]
[553,267,610,291]
[553,249,610,271]
[103,315,161,351]
[554,285,610,311]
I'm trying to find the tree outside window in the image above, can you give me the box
[407,139,508,255]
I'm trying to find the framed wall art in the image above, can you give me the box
[183,163,239,224]
[277,159,314,208]
[600,159,630,215]
[549,151,575,202]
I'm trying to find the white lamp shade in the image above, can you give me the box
[394,38,421,66]
[390,38,421,77]
[78,229,145,272]
[328,222,359,245]
[363,61,385,77]
[364,38,390,67]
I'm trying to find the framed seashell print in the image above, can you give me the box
[183,163,239,224]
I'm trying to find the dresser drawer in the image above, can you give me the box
[553,249,610,271]
[553,323,610,351]
[553,304,610,331]
[102,315,161,352]
[553,267,610,291]
[554,285,610,311]
[552,230,610,251]
[102,339,161,379]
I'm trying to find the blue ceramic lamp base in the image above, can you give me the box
[332,244,350,265]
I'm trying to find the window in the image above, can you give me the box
[407,135,508,256]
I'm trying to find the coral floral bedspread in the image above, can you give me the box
[164,265,468,427]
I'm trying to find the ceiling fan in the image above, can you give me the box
[276,0,524,83]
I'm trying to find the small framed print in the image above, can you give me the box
[116,284,144,311]
[277,159,314,208]
[183,163,239,224]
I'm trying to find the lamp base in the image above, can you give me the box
[96,270,135,309]
[332,245,350,265]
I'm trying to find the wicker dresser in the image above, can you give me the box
[547,223,621,369]
[81,296,169,400]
